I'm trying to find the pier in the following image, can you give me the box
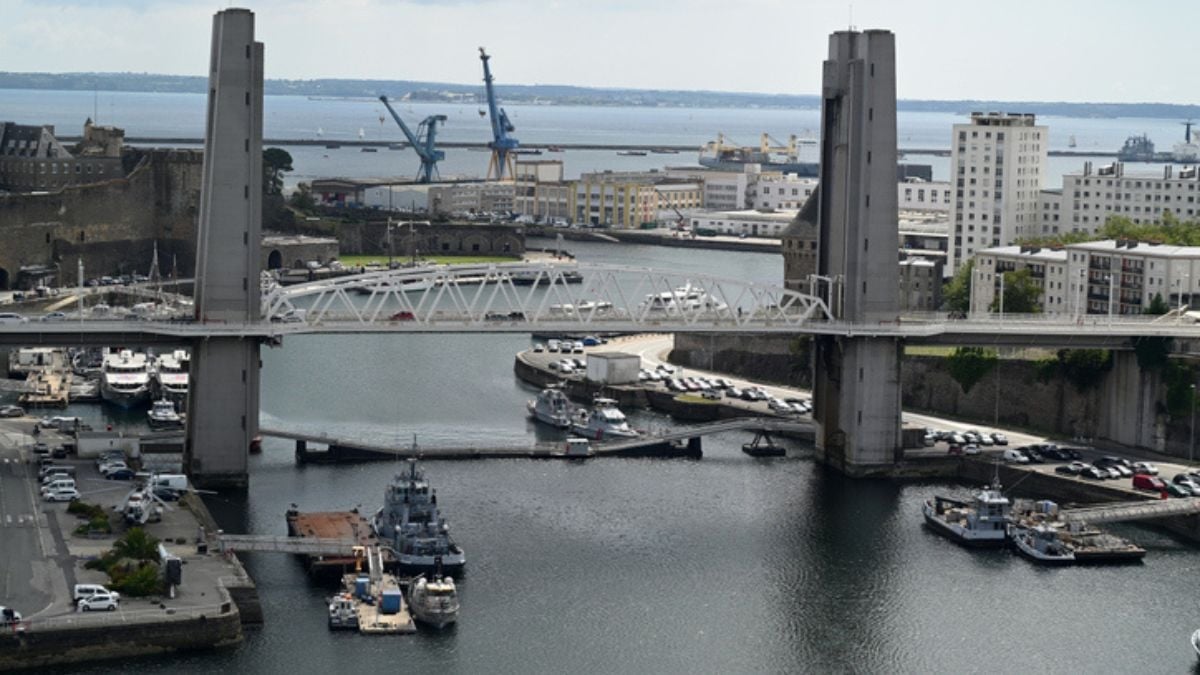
[260,417,812,463]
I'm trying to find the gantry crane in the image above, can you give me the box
[760,134,799,162]
[378,95,447,183]
[479,47,519,180]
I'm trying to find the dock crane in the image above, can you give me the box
[378,95,447,183]
[479,47,519,180]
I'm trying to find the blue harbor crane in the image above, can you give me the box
[378,95,447,183]
[479,47,519,180]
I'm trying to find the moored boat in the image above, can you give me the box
[571,397,639,440]
[408,574,460,629]
[147,399,184,430]
[921,483,1010,547]
[153,349,190,407]
[371,460,466,574]
[1191,628,1200,659]
[1008,524,1075,565]
[100,349,152,409]
[327,592,359,630]
[527,385,573,429]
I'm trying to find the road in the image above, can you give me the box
[0,419,55,619]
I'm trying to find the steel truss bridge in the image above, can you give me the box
[3,262,1200,346]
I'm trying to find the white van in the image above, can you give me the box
[73,584,118,603]
[40,478,76,494]
[1002,448,1028,464]
[39,465,75,480]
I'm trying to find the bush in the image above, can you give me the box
[109,562,162,597]
[946,347,997,395]
[67,501,107,521]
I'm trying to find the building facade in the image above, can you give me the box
[427,182,514,216]
[690,208,798,237]
[973,239,1200,316]
[512,159,571,221]
[1048,162,1200,236]
[0,119,125,192]
[570,170,702,229]
[898,257,943,311]
[949,112,1047,274]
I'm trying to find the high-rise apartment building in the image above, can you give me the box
[948,112,1047,273]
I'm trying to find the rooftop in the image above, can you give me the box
[978,245,1068,262]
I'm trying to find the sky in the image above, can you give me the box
[1,0,1197,103]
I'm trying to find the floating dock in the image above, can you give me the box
[285,509,387,579]
[18,371,71,407]
[342,573,416,635]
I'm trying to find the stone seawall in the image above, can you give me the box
[0,149,202,288]
[671,333,809,388]
[0,598,242,671]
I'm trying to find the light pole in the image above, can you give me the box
[1106,272,1115,323]
[1076,268,1085,320]
[1191,383,1196,465]
[998,271,1005,321]
[386,218,395,269]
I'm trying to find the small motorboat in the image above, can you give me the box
[1009,524,1075,565]
[408,574,460,629]
[327,592,359,630]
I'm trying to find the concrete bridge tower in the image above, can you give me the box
[185,8,264,488]
[811,30,904,474]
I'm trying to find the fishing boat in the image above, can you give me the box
[408,574,460,629]
[327,592,359,630]
[921,482,1010,547]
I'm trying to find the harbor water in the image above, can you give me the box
[18,243,1200,673]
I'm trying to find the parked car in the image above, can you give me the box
[1173,474,1200,495]
[1078,466,1107,480]
[1002,448,1029,464]
[0,606,22,626]
[78,592,119,612]
[100,461,129,477]
[532,343,544,353]
[0,312,29,325]
[1055,462,1087,475]
[990,433,1009,446]
[701,389,722,401]
[963,444,981,455]
[1132,462,1159,476]
[0,404,24,418]
[105,468,136,481]
[1017,447,1044,463]
[1164,481,1193,498]
[1132,474,1168,494]
[726,387,743,399]
[43,487,80,502]
[74,584,118,603]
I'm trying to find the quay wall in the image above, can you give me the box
[335,221,525,258]
[0,600,241,671]
[671,333,810,388]
[527,228,779,254]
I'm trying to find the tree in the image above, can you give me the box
[946,347,997,395]
[289,181,315,211]
[941,259,973,315]
[263,147,293,196]
[1144,292,1169,315]
[113,527,160,562]
[989,268,1043,314]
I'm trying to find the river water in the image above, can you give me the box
[6,91,1200,670]
[19,241,1199,674]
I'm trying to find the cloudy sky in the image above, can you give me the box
[1,0,1196,103]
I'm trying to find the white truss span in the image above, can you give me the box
[261,262,834,330]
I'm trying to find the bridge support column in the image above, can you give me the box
[185,8,264,489]
[809,29,903,473]
[1097,351,1162,452]
[186,338,260,488]
[813,336,902,474]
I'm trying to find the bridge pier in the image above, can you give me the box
[184,8,264,489]
[809,29,904,474]
[1097,350,1162,452]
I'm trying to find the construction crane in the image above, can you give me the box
[761,134,799,162]
[479,47,519,180]
[378,95,447,183]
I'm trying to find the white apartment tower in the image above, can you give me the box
[949,112,1047,273]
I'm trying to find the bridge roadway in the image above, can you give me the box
[260,417,813,460]
[0,314,1196,349]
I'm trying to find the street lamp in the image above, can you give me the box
[1075,268,1086,320]
[1191,383,1196,465]
[386,217,394,269]
[998,271,1005,321]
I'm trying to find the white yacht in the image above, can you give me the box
[527,386,573,429]
[407,574,460,629]
[147,399,184,430]
[153,349,190,407]
[921,482,1010,547]
[100,349,152,409]
[640,284,727,315]
[571,397,639,439]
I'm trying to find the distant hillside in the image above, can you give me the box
[2,71,1199,119]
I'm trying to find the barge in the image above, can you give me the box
[285,507,390,580]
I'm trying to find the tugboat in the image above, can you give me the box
[1008,523,1075,565]
[922,482,1011,547]
[526,385,573,429]
[408,572,460,629]
[371,459,466,575]
[571,397,639,440]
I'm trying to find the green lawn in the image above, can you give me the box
[337,254,521,266]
